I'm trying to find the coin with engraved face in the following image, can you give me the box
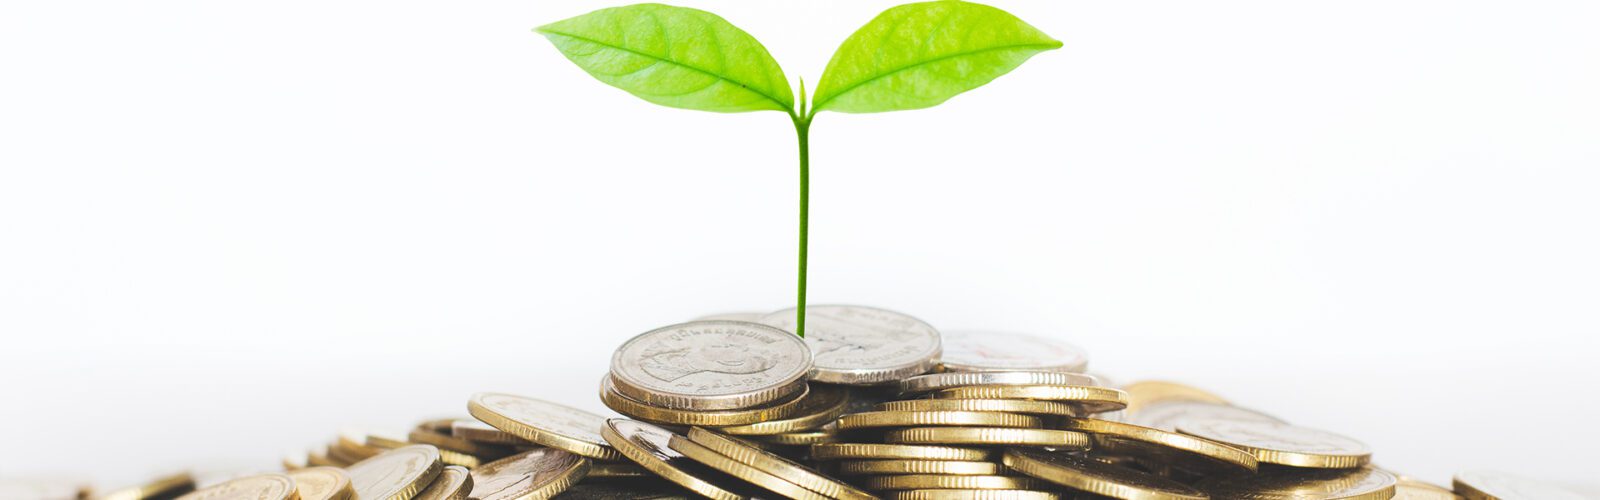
[345,445,443,500]
[761,305,941,385]
[610,320,812,410]
[412,466,471,500]
[938,330,1089,373]
[174,474,297,500]
[1176,419,1370,468]
[286,467,355,500]
[468,393,618,460]
[1453,471,1590,500]
[468,448,589,500]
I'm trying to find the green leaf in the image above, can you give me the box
[536,3,794,113]
[811,0,1061,114]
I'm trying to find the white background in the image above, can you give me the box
[2,0,1597,492]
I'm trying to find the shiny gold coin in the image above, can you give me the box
[837,460,1001,476]
[1177,419,1370,468]
[757,426,840,446]
[1196,466,1397,499]
[686,427,875,500]
[599,376,813,427]
[1121,381,1228,413]
[811,443,993,461]
[667,433,830,500]
[837,411,1041,430]
[600,419,751,500]
[899,371,1100,395]
[878,398,1084,417]
[1393,477,1461,500]
[1056,417,1256,472]
[346,444,444,500]
[587,461,652,479]
[285,467,354,500]
[883,427,1090,449]
[409,428,514,458]
[887,490,1059,500]
[1002,448,1205,500]
[412,465,472,500]
[173,474,297,500]
[1452,470,1590,500]
[860,475,1045,491]
[437,448,483,469]
[468,448,589,500]
[452,420,533,446]
[555,481,696,500]
[469,393,621,460]
[100,473,196,500]
[933,385,1128,414]
[715,385,850,435]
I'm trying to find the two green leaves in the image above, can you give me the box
[535,1,1061,117]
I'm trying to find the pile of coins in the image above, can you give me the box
[7,305,1593,500]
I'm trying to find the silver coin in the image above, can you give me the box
[1125,399,1285,432]
[898,371,1101,395]
[610,320,812,410]
[1453,471,1590,500]
[760,305,941,385]
[692,311,766,322]
[937,330,1089,373]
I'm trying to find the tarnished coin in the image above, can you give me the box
[687,427,875,500]
[717,385,850,436]
[760,305,942,385]
[887,490,1059,500]
[1125,399,1286,432]
[667,433,830,500]
[878,398,1084,417]
[174,474,297,500]
[861,475,1045,491]
[1002,449,1205,500]
[898,371,1099,395]
[469,393,620,460]
[599,419,752,500]
[599,376,812,427]
[610,321,813,410]
[413,466,472,500]
[1452,470,1590,500]
[1121,381,1228,413]
[468,448,589,500]
[938,331,1088,373]
[550,482,694,500]
[837,411,1042,430]
[100,473,197,500]
[1056,417,1257,473]
[286,467,355,500]
[1196,467,1397,499]
[1176,419,1370,468]
[811,443,992,461]
[883,427,1091,449]
[1393,477,1461,500]
[932,385,1128,414]
[837,460,1002,476]
[453,420,533,446]
[346,445,444,500]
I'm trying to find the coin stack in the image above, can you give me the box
[11,304,1595,500]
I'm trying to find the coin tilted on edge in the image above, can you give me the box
[1176,418,1371,468]
[883,427,1092,449]
[1002,449,1206,500]
[101,472,197,500]
[285,467,355,500]
[467,448,590,500]
[412,465,472,500]
[1124,399,1286,432]
[1452,470,1590,500]
[686,427,875,500]
[468,392,620,460]
[345,445,443,500]
[1055,417,1258,473]
[898,371,1100,395]
[887,490,1060,500]
[666,432,831,500]
[1195,466,1397,500]
[811,443,993,461]
[601,419,763,500]
[760,305,942,385]
[599,376,812,427]
[937,330,1089,373]
[715,384,850,435]
[610,320,813,410]
[174,474,298,500]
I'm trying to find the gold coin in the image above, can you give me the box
[1196,467,1397,499]
[100,473,196,500]
[1121,381,1228,413]
[409,428,514,458]
[686,427,875,500]
[1393,477,1461,500]
[887,490,1059,500]
[587,462,652,479]
[859,475,1044,491]
[756,426,840,446]
[599,418,751,500]
[452,420,532,446]
[306,449,341,467]
[883,427,1090,449]
[174,474,297,500]
[366,434,410,449]
[337,433,383,461]
[877,398,1084,417]
[1452,470,1589,500]
[285,467,354,500]
[468,393,621,460]
[1176,419,1370,468]
[898,371,1100,395]
[468,448,589,500]
[365,434,481,469]
[413,465,472,500]
[1056,417,1256,472]
[1002,448,1205,500]
[555,482,696,500]
[933,385,1128,414]
[811,443,992,461]
[346,445,444,500]
[715,385,850,435]
[837,460,1001,476]
[667,433,830,500]
[837,411,1042,430]
[598,377,812,427]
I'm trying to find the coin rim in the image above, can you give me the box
[598,376,813,427]
[811,443,993,461]
[716,385,851,435]
[346,445,444,500]
[859,475,1044,491]
[932,385,1129,414]
[412,465,472,500]
[877,398,1084,417]
[882,427,1091,449]
[836,460,1002,476]
[1002,448,1207,500]
[1057,417,1257,472]
[469,448,590,500]
[286,466,356,500]
[667,433,832,500]
[837,410,1042,430]
[686,427,876,500]
[599,418,746,500]
[609,320,814,410]
[468,392,622,460]
[760,305,944,385]
[898,371,1101,395]
[1175,419,1371,469]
